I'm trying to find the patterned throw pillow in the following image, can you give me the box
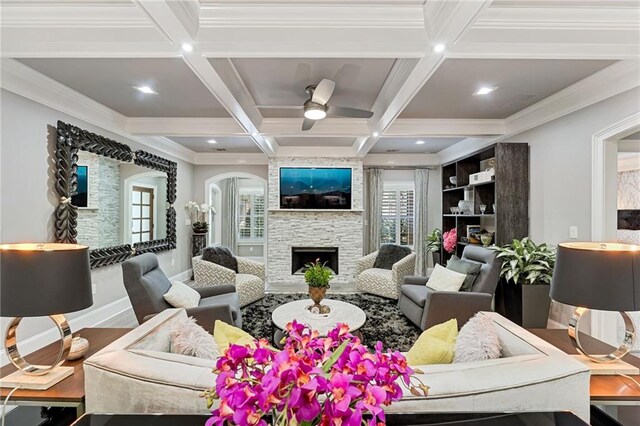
[454,313,502,363]
[163,281,201,309]
[202,246,239,273]
[170,316,220,360]
[446,255,482,292]
[426,264,467,292]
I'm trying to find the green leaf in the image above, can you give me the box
[322,340,349,373]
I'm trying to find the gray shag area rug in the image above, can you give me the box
[241,293,422,352]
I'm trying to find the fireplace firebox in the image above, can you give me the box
[291,247,339,275]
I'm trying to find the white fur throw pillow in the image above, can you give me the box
[170,316,220,360]
[427,264,467,292]
[454,313,502,363]
[164,281,201,309]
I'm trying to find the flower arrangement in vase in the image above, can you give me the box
[205,321,429,426]
[304,258,333,314]
[442,228,457,254]
[185,201,215,234]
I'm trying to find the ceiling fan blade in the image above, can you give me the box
[311,79,335,105]
[302,118,316,131]
[256,105,303,109]
[329,106,373,119]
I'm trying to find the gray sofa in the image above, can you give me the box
[121,253,242,331]
[398,245,501,330]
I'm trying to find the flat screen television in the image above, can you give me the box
[72,165,89,208]
[279,167,352,210]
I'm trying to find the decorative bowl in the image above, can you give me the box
[458,200,472,215]
[480,233,494,247]
[449,176,457,185]
[67,335,89,360]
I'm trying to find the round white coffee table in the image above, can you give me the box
[272,299,366,337]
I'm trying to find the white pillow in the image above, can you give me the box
[454,313,502,363]
[427,264,467,292]
[163,281,201,309]
[170,316,220,360]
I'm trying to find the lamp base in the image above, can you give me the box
[1,366,74,390]
[569,307,636,364]
[570,354,639,376]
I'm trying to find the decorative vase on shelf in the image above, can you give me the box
[458,200,472,215]
[480,232,494,247]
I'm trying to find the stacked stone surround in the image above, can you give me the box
[267,157,364,285]
[76,152,121,249]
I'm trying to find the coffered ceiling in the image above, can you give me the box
[1,0,638,163]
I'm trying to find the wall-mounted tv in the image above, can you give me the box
[72,165,89,208]
[279,167,352,210]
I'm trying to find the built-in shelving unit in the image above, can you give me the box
[440,143,529,262]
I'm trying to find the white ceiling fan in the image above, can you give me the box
[258,78,374,131]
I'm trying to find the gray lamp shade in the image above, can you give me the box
[551,242,639,312]
[1,243,93,317]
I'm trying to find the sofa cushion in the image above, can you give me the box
[170,316,220,360]
[213,320,256,351]
[202,246,238,273]
[163,281,201,309]
[373,244,412,270]
[427,264,467,292]
[406,319,458,365]
[401,284,431,307]
[454,313,501,363]
[446,255,482,292]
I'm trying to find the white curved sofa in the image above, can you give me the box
[84,309,589,421]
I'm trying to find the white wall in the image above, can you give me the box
[508,87,640,245]
[0,90,194,360]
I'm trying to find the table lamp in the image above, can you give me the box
[1,243,93,389]
[550,242,639,373]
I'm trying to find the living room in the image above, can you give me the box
[0,1,639,425]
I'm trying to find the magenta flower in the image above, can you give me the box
[205,321,429,426]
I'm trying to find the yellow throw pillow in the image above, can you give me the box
[406,319,458,365]
[213,320,256,351]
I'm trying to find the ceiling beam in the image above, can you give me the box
[354,0,493,157]
[135,0,277,156]
[125,117,244,136]
[386,119,505,137]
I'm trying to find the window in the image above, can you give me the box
[381,185,414,246]
[238,193,265,240]
[131,186,155,244]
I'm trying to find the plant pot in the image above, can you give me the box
[192,223,209,234]
[308,285,328,306]
[495,279,551,328]
[431,251,442,266]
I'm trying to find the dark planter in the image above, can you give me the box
[495,279,551,328]
[431,251,442,266]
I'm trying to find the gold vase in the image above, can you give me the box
[308,285,331,314]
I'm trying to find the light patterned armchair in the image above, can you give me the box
[355,249,416,299]
[192,256,265,307]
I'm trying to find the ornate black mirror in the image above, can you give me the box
[54,121,177,268]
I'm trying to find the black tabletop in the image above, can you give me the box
[72,412,588,426]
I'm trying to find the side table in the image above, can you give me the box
[1,328,131,418]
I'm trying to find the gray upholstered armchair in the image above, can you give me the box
[122,253,242,331]
[398,245,500,330]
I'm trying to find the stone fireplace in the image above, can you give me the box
[291,247,339,275]
[267,157,364,285]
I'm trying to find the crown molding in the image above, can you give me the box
[364,153,440,167]
[437,137,499,165]
[192,152,268,165]
[386,119,506,137]
[505,59,640,136]
[0,58,196,164]
[448,42,640,60]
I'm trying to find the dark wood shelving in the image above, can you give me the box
[440,143,529,260]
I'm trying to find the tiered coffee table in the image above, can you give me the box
[272,299,366,339]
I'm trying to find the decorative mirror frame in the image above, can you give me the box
[55,120,177,268]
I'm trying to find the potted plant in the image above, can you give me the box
[304,258,333,313]
[205,321,429,426]
[493,237,556,328]
[425,228,443,265]
[185,201,215,234]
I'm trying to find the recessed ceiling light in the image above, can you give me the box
[251,132,258,137]
[416,140,425,145]
[433,44,446,53]
[474,87,497,96]
[372,132,379,137]
[135,86,157,94]
[207,139,217,144]
[181,43,194,53]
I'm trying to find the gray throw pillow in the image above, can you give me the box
[373,244,412,270]
[202,246,238,273]
[446,255,482,292]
